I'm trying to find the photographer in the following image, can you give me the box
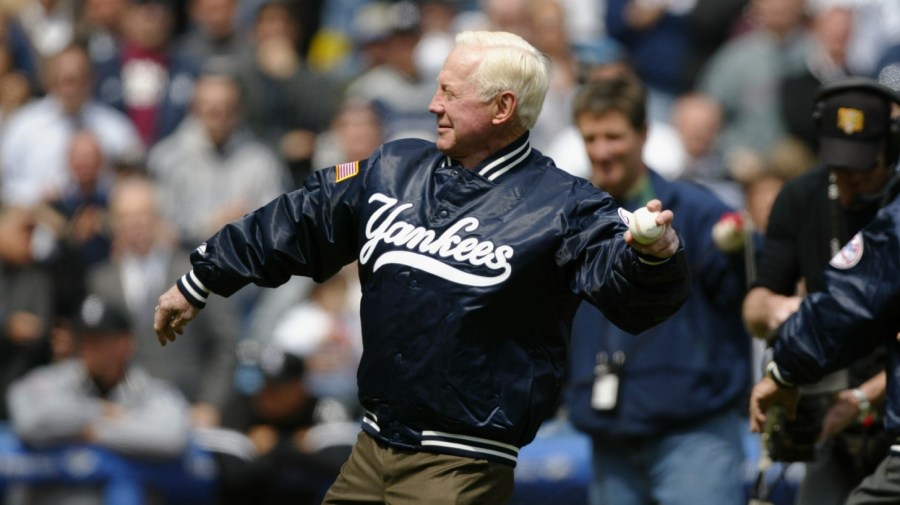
[749,185,900,503]
[742,77,900,504]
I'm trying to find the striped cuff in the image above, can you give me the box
[177,270,210,309]
[361,411,520,465]
[766,361,796,388]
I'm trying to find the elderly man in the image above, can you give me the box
[154,31,690,504]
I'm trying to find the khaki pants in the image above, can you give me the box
[322,431,515,505]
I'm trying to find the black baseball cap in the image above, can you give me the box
[817,80,893,170]
[258,346,306,383]
[72,295,131,336]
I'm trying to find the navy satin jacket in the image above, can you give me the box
[177,134,690,465]
[772,192,900,435]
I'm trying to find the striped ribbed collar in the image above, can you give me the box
[439,133,532,182]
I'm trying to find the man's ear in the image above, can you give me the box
[492,91,517,125]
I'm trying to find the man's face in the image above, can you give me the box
[79,331,131,387]
[832,161,895,208]
[428,46,497,167]
[193,79,240,146]
[576,109,646,201]
[110,184,158,256]
[51,50,92,113]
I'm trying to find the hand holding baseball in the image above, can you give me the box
[621,200,679,258]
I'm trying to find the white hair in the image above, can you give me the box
[454,30,551,130]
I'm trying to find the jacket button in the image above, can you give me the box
[438,210,449,218]
[394,353,403,363]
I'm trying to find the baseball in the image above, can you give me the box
[629,207,666,245]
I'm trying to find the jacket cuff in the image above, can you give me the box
[766,361,796,388]
[177,270,210,309]
[636,252,671,266]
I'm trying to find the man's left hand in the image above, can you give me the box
[154,285,200,346]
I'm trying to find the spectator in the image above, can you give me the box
[147,71,288,246]
[75,0,128,70]
[0,43,142,206]
[217,345,357,505]
[523,0,578,152]
[35,130,115,323]
[605,0,694,122]
[698,0,811,169]
[175,0,243,71]
[565,73,754,505]
[557,0,604,46]
[39,130,114,269]
[742,78,900,505]
[321,0,390,81]
[343,1,437,142]
[312,97,385,168]
[0,204,53,421]
[411,0,460,80]
[467,0,531,38]
[87,176,238,427]
[233,0,339,187]
[92,0,200,148]
[684,0,749,88]
[739,137,816,233]
[6,294,192,505]
[781,4,856,152]
[671,91,744,208]
[4,0,78,87]
[829,0,900,78]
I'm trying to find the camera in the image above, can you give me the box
[763,394,832,462]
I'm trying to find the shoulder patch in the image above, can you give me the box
[830,232,864,270]
[335,161,360,182]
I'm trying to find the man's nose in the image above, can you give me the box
[587,140,612,161]
[428,91,443,114]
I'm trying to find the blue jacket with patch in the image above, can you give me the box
[177,134,690,465]
[566,170,753,438]
[771,193,900,435]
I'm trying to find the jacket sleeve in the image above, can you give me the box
[773,200,900,385]
[184,159,370,299]
[558,184,691,335]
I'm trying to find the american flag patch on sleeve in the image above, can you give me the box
[335,161,360,182]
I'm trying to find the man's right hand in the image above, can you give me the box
[154,285,200,346]
[749,375,800,433]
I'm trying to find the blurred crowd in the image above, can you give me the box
[0,0,899,503]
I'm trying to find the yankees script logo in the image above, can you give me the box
[359,193,514,287]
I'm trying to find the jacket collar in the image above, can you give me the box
[439,133,532,182]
